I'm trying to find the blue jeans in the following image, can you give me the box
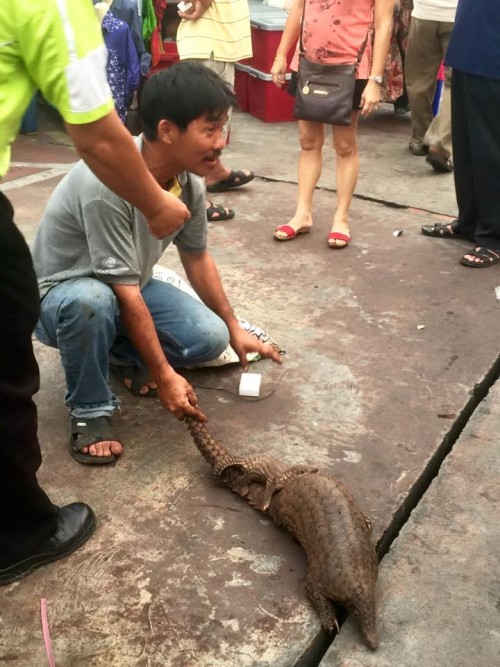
[34,278,229,418]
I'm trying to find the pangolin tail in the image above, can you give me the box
[184,416,232,469]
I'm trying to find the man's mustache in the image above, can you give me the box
[205,150,222,161]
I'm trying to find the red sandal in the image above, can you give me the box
[273,225,311,242]
[327,231,350,249]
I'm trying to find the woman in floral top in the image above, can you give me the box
[272,0,394,248]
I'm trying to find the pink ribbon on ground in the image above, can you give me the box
[40,598,56,667]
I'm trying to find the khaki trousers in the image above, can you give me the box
[185,56,235,127]
[405,17,454,156]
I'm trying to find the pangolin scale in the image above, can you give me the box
[185,416,379,650]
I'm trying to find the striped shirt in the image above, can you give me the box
[176,0,252,63]
[0,0,114,178]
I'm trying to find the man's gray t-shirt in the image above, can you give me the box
[32,136,207,298]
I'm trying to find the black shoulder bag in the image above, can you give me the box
[293,4,369,126]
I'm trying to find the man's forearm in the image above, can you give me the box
[181,252,239,333]
[112,285,175,384]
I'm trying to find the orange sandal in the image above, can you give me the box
[273,225,311,242]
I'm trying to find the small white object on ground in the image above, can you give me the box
[239,373,262,397]
[495,286,500,301]
[417,324,426,330]
[392,230,404,237]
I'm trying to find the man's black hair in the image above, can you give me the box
[141,61,237,139]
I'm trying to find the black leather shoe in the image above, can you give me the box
[0,502,96,585]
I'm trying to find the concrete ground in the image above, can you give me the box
[324,382,500,667]
[1,103,499,667]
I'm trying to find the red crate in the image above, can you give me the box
[150,41,179,74]
[246,65,294,123]
[160,41,179,60]
[249,18,293,73]
[234,65,249,112]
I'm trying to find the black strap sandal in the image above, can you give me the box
[460,247,500,268]
[69,416,118,465]
[206,201,235,222]
[109,363,158,398]
[206,170,255,193]
[421,220,466,239]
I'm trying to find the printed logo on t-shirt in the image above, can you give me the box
[100,256,130,275]
[103,256,118,268]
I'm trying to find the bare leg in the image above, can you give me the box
[329,111,361,247]
[274,120,325,238]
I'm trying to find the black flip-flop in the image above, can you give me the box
[109,363,158,398]
[69,416,118,465]
[206,201,235,222]
[460,247,500,268]
[421,220,467,239]
[206,170,255,193]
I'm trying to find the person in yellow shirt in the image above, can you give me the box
[0,0,190,586]
[177,0,255,221]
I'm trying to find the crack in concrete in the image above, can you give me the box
[255,174,453,218]
[294,354,500,666]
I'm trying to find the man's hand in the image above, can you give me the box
[178,0,209,21]
[147,191,191,239]
[158,368,207,421]
[229,328,283,372]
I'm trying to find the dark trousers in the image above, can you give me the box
[452,69,500,248]
[0,191,57,567]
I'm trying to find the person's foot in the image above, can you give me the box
[421,220,467,239]
[0,503,96,586]
[205,200,235,222]
[123,377,158,396]
[80,434,123,459]
[206,169,254,193]
[110,363,157,398]
[70,415,124,464]
[273,214,312,240]
[205,164,233,186]
[409,139,429,156]
[426,148,453,173]
[460,247,500,268]
[328,219,350,248]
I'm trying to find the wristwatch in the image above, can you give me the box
[368,75,383,84]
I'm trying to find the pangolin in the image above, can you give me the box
[184,416,379,650]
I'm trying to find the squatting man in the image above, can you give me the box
[32,62,281,465]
